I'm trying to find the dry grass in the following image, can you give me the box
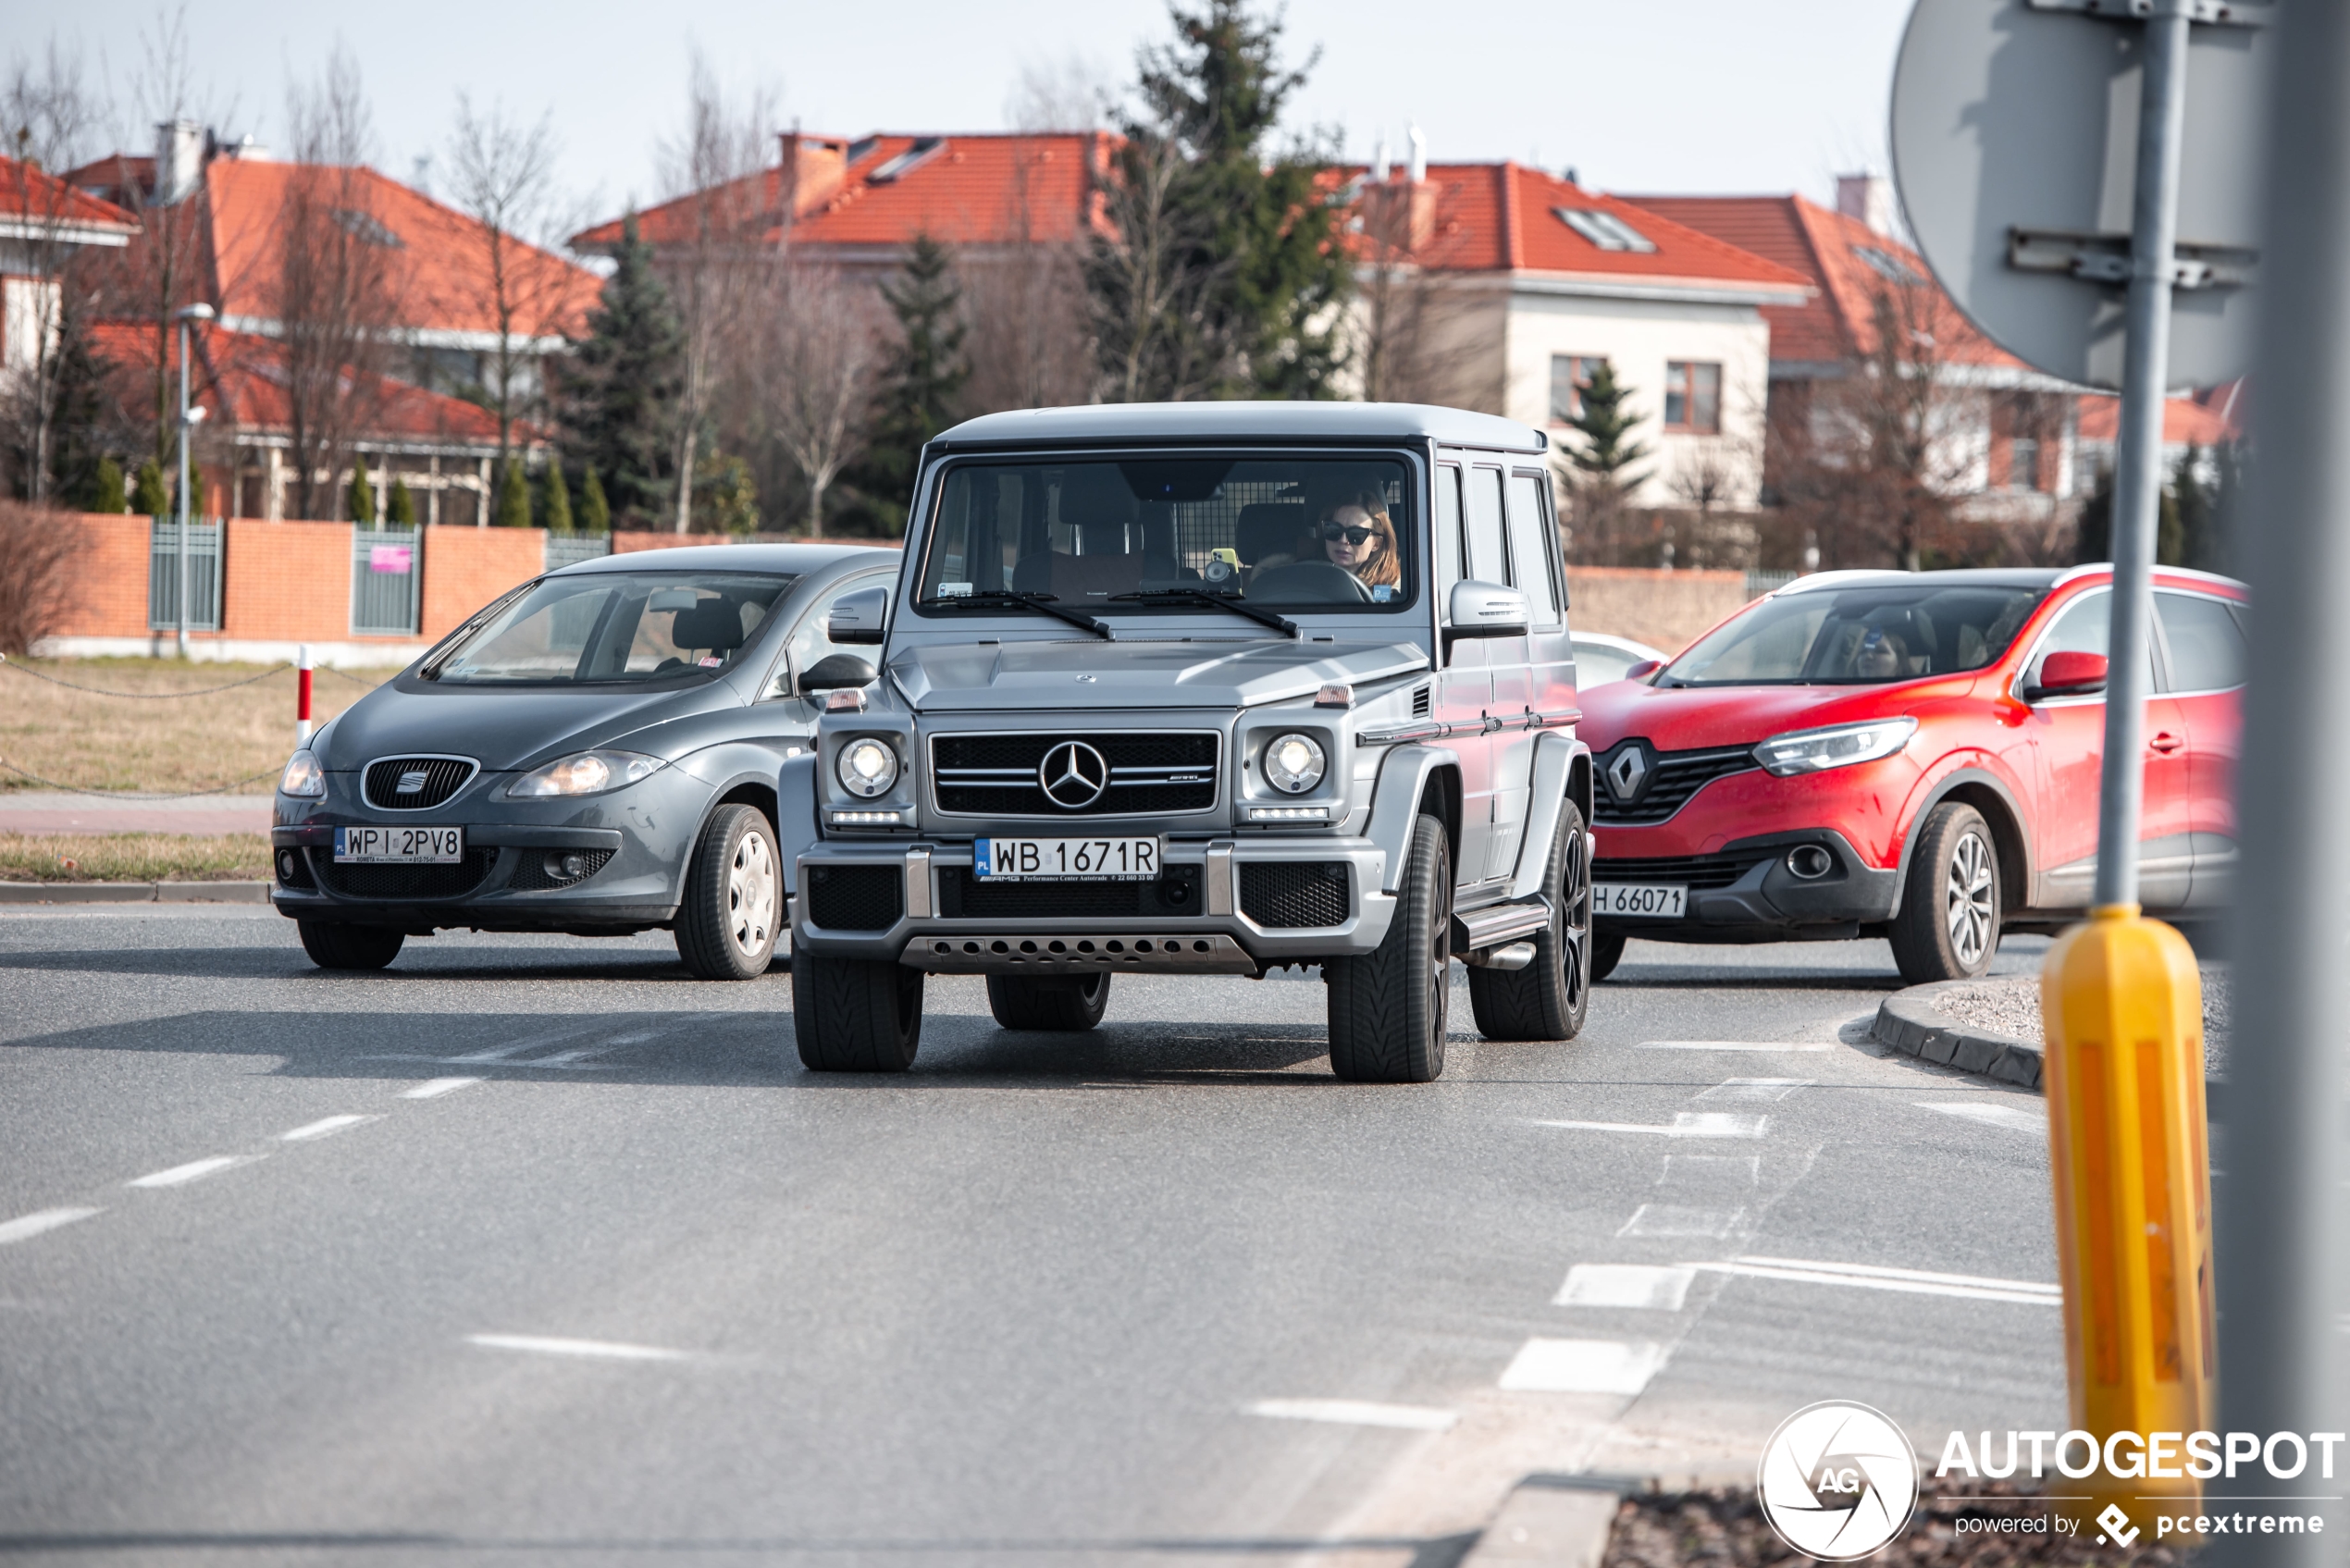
[0,832,272,883]
[0,657,400,795]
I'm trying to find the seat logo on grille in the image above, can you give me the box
[395,770,429,795]
[1038,741,1110,809]
[1603,741,1652,804]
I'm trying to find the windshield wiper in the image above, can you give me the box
[1108,588,1300,639]
[916,589,1112,640]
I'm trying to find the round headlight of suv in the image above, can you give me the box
[837,737,899,798]
[1263,732,1327,794]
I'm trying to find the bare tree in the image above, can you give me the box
[1352,178,1501,408]
[1004,54,1107,131]
[754,265,876,535]
[447,93,569,489]
[961,140,1095,414]
[1087,132,1222,403]
[2,38,108,502]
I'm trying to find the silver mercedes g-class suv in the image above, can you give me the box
[778,402,1596,1081]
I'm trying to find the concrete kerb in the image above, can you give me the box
[1460,1471,1750,1567]
[0,881,270,905]
[1870,979,2045,1090]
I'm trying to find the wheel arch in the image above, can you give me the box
[1892,766,2034,914]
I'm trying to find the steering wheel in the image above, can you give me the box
[1246,561,1374,604]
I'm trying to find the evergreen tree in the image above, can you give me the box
[579,466,612,533]
[540,463,574,533]
[348,455,377,525]
[45,290,118,509]
[386,476,417,526]
[2074,460,2179,565]
[852,235,970,531]
[694,451,759,535]
[1564,362,1651,489]
[494,459,533,527]
[93,456,127,514]
[131,458,169,517]
[563,213,684,527]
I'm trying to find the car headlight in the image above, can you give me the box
[1263,732,1327,794]
[278,748,326,798]
[1752,717,1918,777]
[836,737,900,798]
[504,749,664,798]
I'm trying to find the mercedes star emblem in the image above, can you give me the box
[1038,740,1110,809]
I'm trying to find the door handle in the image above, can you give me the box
[2148,732,2184,754]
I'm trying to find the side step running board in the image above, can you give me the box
[1451,895,1552,957]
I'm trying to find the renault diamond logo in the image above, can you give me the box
[1604,743,1651,803]
[1038,741,1109,809]
[395,769,429,795]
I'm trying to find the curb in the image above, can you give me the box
[0,881,271,906]
[1870,980,2044,1090]
[1460,1475,1634,1567]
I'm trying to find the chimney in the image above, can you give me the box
[1836,172,1896,237]
[155,119,204,206]
[1406,124,1427,185]
[1373,131,1391,184]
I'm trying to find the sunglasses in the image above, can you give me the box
[1319,523,1378,546]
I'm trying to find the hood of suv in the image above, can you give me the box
[1577,674,1976,753]
[888,636,1429,711]
[318,681,732,774]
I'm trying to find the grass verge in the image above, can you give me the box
[0,832,272,883]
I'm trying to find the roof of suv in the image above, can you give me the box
[928,401,1548,454]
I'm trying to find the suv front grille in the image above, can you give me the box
[1593,848,1775,891]
[315,848,499,899]
[1592,745,1758,826]
[1240,861,1352,928]
[932,732,1218,817]
[806,864,903,930]
[362,756,478,810]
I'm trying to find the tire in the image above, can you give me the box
[987,971,1112,1031]
[674,804,782,982]
[1590,929,1627,984]
[1468,798,1592,1042]
[1889,802,2002,983]
[792,951,923,1071]
[1325,813,1452,1082]
[298,920,403,970]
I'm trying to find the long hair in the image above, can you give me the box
[1335,495,1403,588]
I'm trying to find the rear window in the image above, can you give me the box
[1664,583,2045,686]
[428,572,795,685]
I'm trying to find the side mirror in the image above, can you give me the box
[1447,579,1529,639]
[799,653,877,695]
[827,586,890,646]
[1623,659,1664,683]
[2027,649,2109,700]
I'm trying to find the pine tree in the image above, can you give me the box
[1564,362,1650,488]
[93,456,127,514]
[494,459,532,527]
[348,455,377,525]
[694,451,759,535]
[131,458,169,517]
[851,235,970,531]
[386,476,417,526]
[579,466,612,534]
[45,290,118,509]
[563,213,684,527]
[540,463,574,533]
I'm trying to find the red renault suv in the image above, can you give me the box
[1575,566,2246,983]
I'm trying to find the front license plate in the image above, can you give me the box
[1593,883,1686,919]
[976,836,1160,881]
[335,825,464,864]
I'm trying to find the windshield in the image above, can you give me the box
[1664,582,2044,685]
[915,456,1416,613]
[431,572,794,685]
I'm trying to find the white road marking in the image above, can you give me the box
[1688,1254,2059,1305]
[465,1333,691,1363]
[1498,1338,1668,1395]
[1247,1399,1459,1431]
[1695,1078,1812,1103]
[279,1114,377,1142]
[0,1207,101,1245]
[402,1078,480,1100]
[1639,1041,1832,1052]
[1554,1264,1696,1311]
[1534,1112,1768,1139]
[1658,1154,1760,1187]
[128,1155,254,1189]
[1918,1101,2047,1135]
[1618,1204,1745,1239]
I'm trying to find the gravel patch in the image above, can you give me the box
[1934,966,2231,1079]
[1601,1483,2195,1568]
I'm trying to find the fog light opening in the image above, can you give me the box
[1786,845,1835,881]
[277,851,298,880]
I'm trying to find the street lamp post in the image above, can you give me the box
[173,302,216,660]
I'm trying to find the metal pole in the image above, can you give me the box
[2092,0,2194,911]
[175,315,191,661]
[2216,0,2350,1560]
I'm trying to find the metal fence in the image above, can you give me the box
[351,526,422,636]
[543,532,612,571]
[1745,569,1799,599]
[147,519,223,631]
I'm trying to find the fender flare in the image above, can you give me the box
[1366,744,1461,893]
[776,752,821,896]
[1887,764,2035,909]
[1509,732,1593,898]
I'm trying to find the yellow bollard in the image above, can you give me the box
[2041,904,2215,1530]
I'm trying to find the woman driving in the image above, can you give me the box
[1318,498,1401,591]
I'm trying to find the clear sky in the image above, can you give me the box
[19,0,1912,231]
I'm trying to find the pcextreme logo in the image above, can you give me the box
[1756,1401,1921,1561]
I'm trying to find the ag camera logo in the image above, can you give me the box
[1757,1401,1921,1560]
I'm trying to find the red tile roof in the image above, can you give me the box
[0,154,139,238]
[2075,393,2240,446]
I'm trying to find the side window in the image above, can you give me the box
[776,574,884,697]
[1465,466,1507,585]
[1504,471,1562,625]
[2155,591,2247,692]
[1434,464,1464,591]
[2029,589,2156,691]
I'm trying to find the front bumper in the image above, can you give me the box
[791,836,1396,973]
[1593,827,1899,944]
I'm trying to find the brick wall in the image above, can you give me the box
[421,525,542,639]
[222,520,352,643]
[612,531,899,555]
[63,513,153,637]
[1565,567,1748,655]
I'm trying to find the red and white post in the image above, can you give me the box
[295,645,314,747]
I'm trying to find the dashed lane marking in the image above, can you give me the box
[1247,1399,1460,1431]
[465,1333,692,1363]
[1618,1204,1745,1239]
[1534,1112,1769,1139]
[402,1078,481,1100]
[127,1155,255,1189]
[1688,1254,2059,1305]
[1553,1264,1696,1311]
[0,1207,100,1245]
[1917,1100,2046,1135]
[1637,1041,1832,1052]
[279,1115,377,1142]
[1657,1154,1760,1187]
[1497,1338,1668,1395]
[1694,1078,1812,1103]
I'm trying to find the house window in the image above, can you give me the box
[2008,437,2041,491]
[1663,362,1721,433]
[1550,355,1605,424]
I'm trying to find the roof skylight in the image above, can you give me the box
[1554,207,1656,253]
[1853,245,1924,284]
[868,137,946,184]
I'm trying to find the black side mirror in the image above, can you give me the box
[827,586,890,646]
[799,653,877,695]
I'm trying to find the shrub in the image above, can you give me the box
[0,500,78,655]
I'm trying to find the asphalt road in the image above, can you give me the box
[0,907,2068,1566]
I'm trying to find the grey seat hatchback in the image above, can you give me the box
[270,543,898,979]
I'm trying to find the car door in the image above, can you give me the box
[2152,588,2247,907]
[2016,586,2192,909]
[1434,460,1495,886]
[1490,467,1569,879]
